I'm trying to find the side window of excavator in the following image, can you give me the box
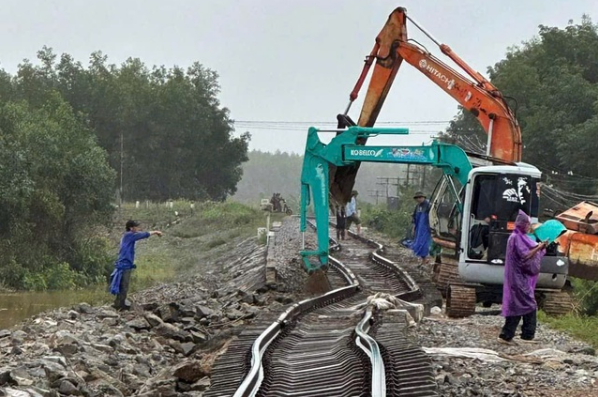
[431,175,461,241]
[470,175,497,220]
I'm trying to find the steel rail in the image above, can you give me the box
[355,307,386,397]
[233,224,359,397]
[234,219,423,397]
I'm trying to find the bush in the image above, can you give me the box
[69,237,114,285]
[23,272,47,291]
[44,262,77,290]
[360,186,419,239]
[571,278,598,316]
[0,259,27,289]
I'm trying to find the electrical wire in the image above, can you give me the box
[232,119,450,135]
[233,120,451,125]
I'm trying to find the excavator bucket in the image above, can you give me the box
[304,270,332,295]
[555,201,598,234]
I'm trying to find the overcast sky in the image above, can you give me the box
[1,0,596,154]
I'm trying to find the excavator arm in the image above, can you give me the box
[331,7,522,204]
[301,125,471,271]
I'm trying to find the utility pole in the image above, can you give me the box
[376,177,390,198]
[368,189,385,205]
[376,177,400,198]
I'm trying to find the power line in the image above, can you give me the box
[233,120,451,125]
[234,123,444,135]
[236,127,442,135]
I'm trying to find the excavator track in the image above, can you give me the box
[539,291,575,316]
[445,284,477,318]
[433,257,460,298]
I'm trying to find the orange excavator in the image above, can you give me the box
[331,7,521,204]
[330,6,598,316]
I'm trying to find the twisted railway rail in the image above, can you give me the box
[205,220,440,397]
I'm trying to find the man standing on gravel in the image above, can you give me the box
[499,210,547,344]
[345,190,361,235]
[411,191,432,265]
[109,220,163,311]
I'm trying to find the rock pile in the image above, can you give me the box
[2,219,597,397]
[417,308,598,396]
[0,237,273,397]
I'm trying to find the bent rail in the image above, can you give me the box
[233,240,359,397]
[355,307,386,397]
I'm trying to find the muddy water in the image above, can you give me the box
[0,289,109,330]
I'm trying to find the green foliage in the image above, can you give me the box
[571,278,598,316]
[23,272,47,291]
[43,263,77,290]
[206,238,227,249]
[0,260,27,289]
[538,311,598,349]
[69,237,114,285]
[0,95,115,290]
[0,47,249,202]
[199,201,261,227]
[445,15,598,197]
[361,185,420,239]
[22,263,79,291]
[10,48,250,202]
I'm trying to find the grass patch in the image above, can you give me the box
[131,251,177,291]
[206,238,227,249]
[538,311,598,349]
[114,200,275,287]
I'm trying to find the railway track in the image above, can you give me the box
[205,220,439,397]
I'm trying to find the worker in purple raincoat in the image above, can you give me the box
[498,210,548,344]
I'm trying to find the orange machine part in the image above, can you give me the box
[555,201,598,235]
[557,230,598,280]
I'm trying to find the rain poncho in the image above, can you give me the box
[411,199,432,258]
[502,210,545,317]
[109,261,136,295]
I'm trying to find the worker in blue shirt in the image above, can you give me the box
[109,220,162,310]
[345,190,361,235]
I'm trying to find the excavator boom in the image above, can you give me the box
[332,7,522,204]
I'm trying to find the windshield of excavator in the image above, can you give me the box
[471,173,539,222]
[466,172,540,262]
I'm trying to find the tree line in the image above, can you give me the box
[0,47,248,290]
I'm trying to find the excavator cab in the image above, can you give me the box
[457,165,569,290]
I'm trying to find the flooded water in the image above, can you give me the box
[0,289,109,330]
